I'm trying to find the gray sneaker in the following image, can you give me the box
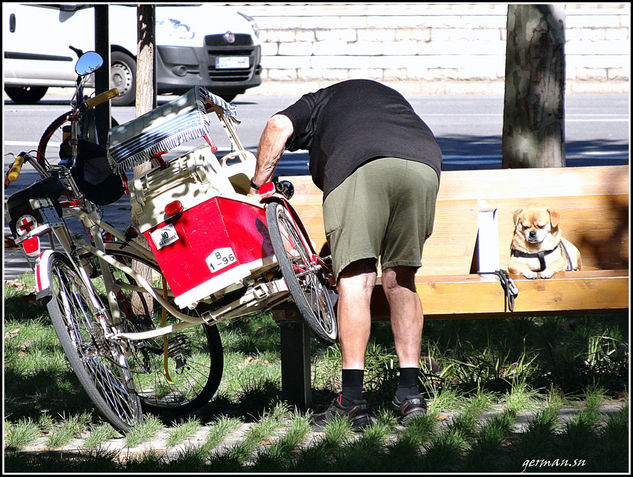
[311,395,373,431]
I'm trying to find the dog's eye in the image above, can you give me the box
[536,224,545,229]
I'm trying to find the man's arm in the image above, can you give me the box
[250,114,294,195]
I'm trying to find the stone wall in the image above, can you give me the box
[232,3,630,94]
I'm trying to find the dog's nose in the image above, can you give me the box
[529,230,537,238]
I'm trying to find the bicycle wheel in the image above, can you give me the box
[266,201,338,343]
[103,243,224,418]
[45,252,142,433]
[37,111,119,165]
[37,111,70,165]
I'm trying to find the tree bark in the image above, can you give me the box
[502,4,566,168]
[132,4,156,312]
[133,4,155,178]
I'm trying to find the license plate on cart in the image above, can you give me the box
[216,56,249,69]
[206,247,237,273]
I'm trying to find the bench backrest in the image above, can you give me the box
[284,165,629,274]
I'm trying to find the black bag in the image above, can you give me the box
[68,138,125,205]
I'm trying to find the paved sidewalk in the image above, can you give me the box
[10,401,627,465]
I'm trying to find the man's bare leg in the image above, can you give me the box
[381,266,423,368]
[336,259,377,370]
[311,259,376,429]
[381,265,428,421]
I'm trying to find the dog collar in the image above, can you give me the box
[511,244,561,272]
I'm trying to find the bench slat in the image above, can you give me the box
[283,165,630,201]
[369,269,629,319]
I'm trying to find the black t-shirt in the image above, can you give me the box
[276,79,442,199]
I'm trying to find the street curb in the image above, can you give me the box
[3,79,629,104]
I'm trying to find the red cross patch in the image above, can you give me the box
[17,215,38,236]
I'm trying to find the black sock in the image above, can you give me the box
[396,367,419,402]
[341,369,364,404]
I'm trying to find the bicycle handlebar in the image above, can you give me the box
[84,88,119,111]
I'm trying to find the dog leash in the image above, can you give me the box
[559,241,574,271]
[479,269,518,312]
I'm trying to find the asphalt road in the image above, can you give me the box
[3,91,629,173]
[2,91,629,280]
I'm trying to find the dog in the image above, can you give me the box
[508,206,582,279]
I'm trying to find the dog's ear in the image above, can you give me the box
[548,209,560,228]
[512,208,524,226]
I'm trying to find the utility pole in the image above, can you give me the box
[135,4,157,117]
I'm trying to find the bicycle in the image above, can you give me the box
[6,151,226,431]
[6,53,224,432]
[6,59,337,434]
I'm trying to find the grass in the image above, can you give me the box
[4,418,41,450]
[83,423,118,449]
[165,417,201,447]
[45,412,92,449]
[124,414,164,448]
[3,274,630,472]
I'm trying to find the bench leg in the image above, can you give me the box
[275,307,312,410]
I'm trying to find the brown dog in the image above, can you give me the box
[508,206,582,279]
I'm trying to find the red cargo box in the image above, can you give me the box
[144,196,276,309]
[129,146,274,309]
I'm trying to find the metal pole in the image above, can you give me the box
[94,4,110,145]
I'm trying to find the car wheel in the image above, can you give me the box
[4,86,48,104]
[111,51,136,106]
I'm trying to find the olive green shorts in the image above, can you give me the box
[322,157,439,279]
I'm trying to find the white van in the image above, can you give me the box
[2,3,262,105]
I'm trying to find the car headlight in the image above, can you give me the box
[238,12,259,37]
[158,18,195,43]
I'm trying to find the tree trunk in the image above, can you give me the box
[132,4,156,313]
[502,4,566,168]
[133,4,155,178]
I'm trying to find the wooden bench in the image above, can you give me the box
[273,165,629,408]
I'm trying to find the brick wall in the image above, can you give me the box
[232,3,630,94]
